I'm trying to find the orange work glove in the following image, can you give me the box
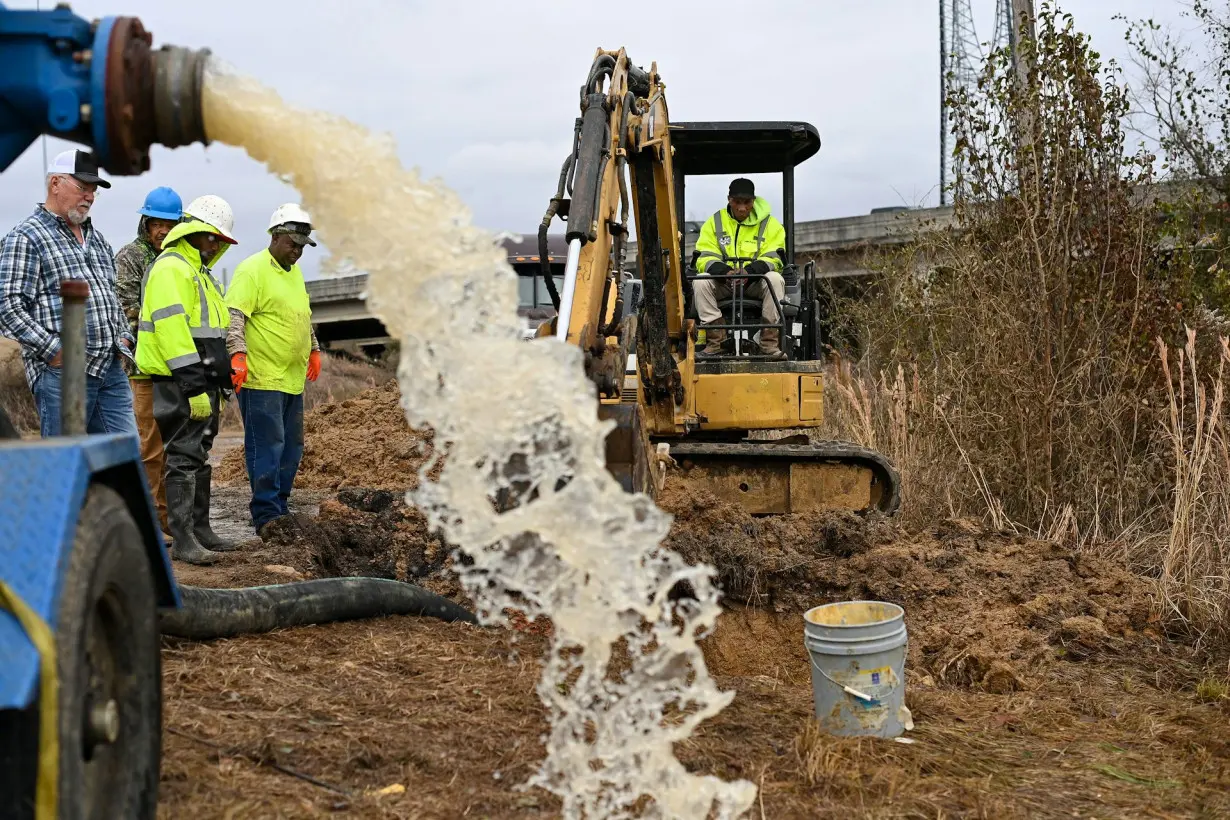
[307,350,321,382]
[230,353,248,392]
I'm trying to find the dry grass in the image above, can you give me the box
[815,7,1230,646]
[821,355,1128,546]
[821,336,1230,644]
[156,613,1230,819]
[774,679,1230,818]
[686,612,1230,819]
[823,358,972,530]
[1156,330,1230,643]
[158,619,556,820]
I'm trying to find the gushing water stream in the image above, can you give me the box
[201,60,756,819]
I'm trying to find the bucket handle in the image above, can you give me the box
[811,658,898,704]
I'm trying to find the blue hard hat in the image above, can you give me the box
[137,186,183,221]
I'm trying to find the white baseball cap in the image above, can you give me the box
[47,149,111,189]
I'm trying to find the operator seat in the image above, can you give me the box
[686,250,801,357]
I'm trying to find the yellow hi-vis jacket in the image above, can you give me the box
[135,220,232,397]
[694,196,787,278]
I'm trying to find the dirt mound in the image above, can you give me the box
[210,459,1163,695]
[216,381,436,490]
[250,487,465,604]
[257,489,445,578]
[659,476,1158,693]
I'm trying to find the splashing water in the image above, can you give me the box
[201,61,757,818]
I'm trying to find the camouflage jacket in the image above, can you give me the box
[114,235,157,333]
[114,236,157,375]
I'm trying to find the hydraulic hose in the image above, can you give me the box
[159,578,478,640]
[602,91,637,340]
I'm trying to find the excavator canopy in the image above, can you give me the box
[668,121,822,175]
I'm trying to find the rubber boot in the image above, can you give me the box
[166,476,221,566]
[193,464,239,551]
[759,328,788,361]
[698,326,727,357]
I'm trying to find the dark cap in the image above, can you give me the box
[47,149,111,189]
[728,177,755,199]
[271,221,317,247]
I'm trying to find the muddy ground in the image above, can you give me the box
[160,386,1230,818]
[159,466,1230,819]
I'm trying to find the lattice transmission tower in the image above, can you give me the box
[939,0,1017,204]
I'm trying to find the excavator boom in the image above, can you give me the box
[536,49,901,517]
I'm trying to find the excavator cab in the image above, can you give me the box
[673,121,822,361]
[625,121,829,362]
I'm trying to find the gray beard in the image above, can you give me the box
[65,209,88,226]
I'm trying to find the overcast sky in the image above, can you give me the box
[0,0,1190,279]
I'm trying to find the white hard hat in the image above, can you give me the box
[183,195,237,244]
[268,203,317,246]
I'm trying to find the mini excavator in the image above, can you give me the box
[534,49,901,516]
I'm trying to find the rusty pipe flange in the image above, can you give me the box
[100,16,157,175]
[151,44,210,151]
[97,16,209,174]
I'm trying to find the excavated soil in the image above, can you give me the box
[161,415,1230,818]
[215,381,439,491]
[658,480,1157,694]
[177,485,466,605]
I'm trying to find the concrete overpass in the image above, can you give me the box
[305,205,954,351]
[305,273,391,352]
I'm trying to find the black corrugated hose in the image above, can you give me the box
[160,578,478,640]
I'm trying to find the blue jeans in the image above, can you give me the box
[238,388,304,531]
[33,356,138,438]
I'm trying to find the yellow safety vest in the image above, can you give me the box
[135,222,231,395]
[225,249,313,395]
[694,197,786,274]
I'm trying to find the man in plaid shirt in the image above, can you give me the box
[0,149,138,438]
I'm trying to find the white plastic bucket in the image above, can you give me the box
[803,600,909,738]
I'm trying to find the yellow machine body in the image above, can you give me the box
[537,49,900,516]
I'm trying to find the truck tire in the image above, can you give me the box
[55,485,161,819]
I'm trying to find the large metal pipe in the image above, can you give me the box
[91,15,210,174]
[0,5,209,175]
[59,278,88,436]
[151,46,210,150]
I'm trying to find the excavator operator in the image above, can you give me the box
[693,177,788,360]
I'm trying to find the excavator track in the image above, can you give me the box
[664,440,901,516]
